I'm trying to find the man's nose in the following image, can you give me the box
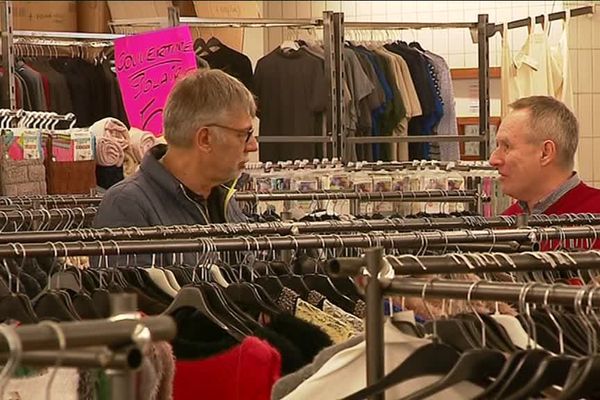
[489,148,502,167]
[245,135,258,152]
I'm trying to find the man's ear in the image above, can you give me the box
[540,139,556,167]
[195,127,212,153]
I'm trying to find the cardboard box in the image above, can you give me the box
[12,1,77,32]
[77,1,110,33]
[107,1,173,20]
[173,1,196,17]
[192,1,260,52]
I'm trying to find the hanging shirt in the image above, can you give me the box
[200,42,254,92]
[254,47,328,162]
[425,51,460,161]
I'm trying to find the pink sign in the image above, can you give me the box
[115,26,197,136]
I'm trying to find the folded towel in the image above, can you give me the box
[89,118,130,167]
[129,128,158,163]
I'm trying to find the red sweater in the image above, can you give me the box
[503,182,600,249]
[173,336,281,400]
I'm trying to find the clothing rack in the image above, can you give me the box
[235,189,484,203]
[0,109,77,129]
[340,15,492,162]
[0,212,598,243]
[492,4,594,33]
[107,8,340,159]
[331,245,600,400]
[0,292,175,400]
[0,224,599,257]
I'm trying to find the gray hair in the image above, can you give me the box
[163,69,256,147]
[509,96,579,170]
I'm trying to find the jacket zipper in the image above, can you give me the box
[179,184,211,224]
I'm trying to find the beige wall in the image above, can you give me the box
[566,1,600,188]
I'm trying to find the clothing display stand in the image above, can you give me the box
[0,223,595,256]
[0,292,175,400]
[338,15,493,162]
[329,246,600,400]
[109,8,340,160]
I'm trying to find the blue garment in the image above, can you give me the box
[353,47,393,160]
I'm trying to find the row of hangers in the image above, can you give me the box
[346,277,600,400]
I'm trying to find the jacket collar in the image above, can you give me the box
[139,144,183,199]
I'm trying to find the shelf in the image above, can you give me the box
[451,67,501,80]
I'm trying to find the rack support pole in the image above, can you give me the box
[478,14,491,160]
[106,294,139,400]
[365,247,385,400]
[0,1,16,110]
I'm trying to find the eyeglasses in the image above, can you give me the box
[206,123,254,143]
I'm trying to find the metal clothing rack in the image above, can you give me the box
[108,8,339,159]
[0,224,599,257]
[339,15,492,162]
[0,293,175,400]
[0,212,597,243]
[491,5,594,34]
[331,245,600,400]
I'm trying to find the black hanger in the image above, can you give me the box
[226,281,282,318]
[423,319,480,352]
[486,348,552,399]
[194,37,208,55]
[33,288,80,321]
[162,285,246,342]
[471,349,530,399]
[342,341,460,400]
[0,290,38,324]
[398,348,506,400]
[554,355,600,399]
[205,36,223,51]
[196,281,255,335]
[504,354,574,400]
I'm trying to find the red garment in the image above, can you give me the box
[503,182,600,249]
[173,336,281,400]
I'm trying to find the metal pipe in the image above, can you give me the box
[233,189,482,202]
[346,135,485,144]
[344,21,477,29]
[384,279,600,307]
[364,247,385,400]
[502,5,593,31]
[107,294,138,400]
[3,316,176,353]
[329,248,600,277]
[0,213,596,243]
[0,225,597,256]
[478,13,491,159]
[0,346,142,370]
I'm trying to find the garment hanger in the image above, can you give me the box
[225,237,282,318]
[555,286,600,400]
[341,278,462,400]
[300,236,356,312]
[0,324,23,399]
[32,243,80,322]
[0,255,37,324]
[505,284,576,400]
[472,282,552,399]
[397,281,507,400]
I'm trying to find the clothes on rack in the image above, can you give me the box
[7,57,129,128]
[254,46,328,162]
[343,40,459,162]
[501,18,573,118]
[195,37,254,92]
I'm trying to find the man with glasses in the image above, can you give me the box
[94,69,257,239]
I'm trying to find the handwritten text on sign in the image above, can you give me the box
[115,26,197,136]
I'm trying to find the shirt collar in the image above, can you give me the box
[518,172,581,214]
